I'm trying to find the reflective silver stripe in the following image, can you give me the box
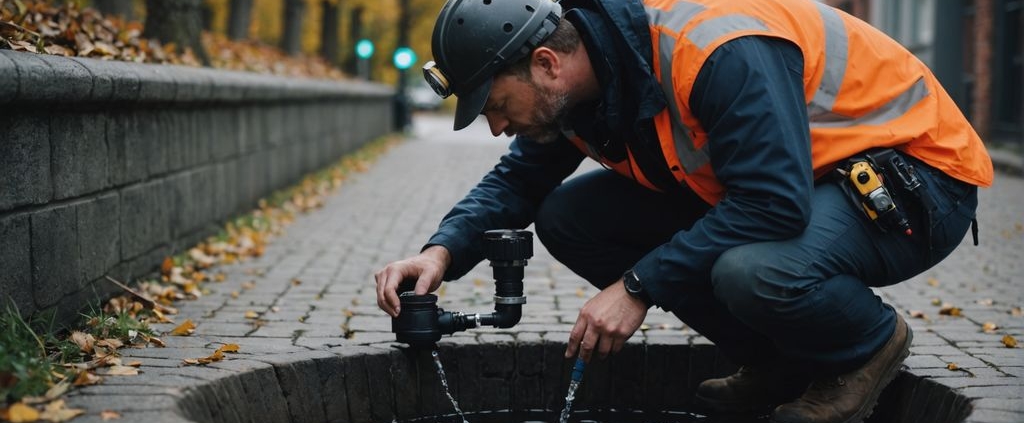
[687,15,768,49]
[644,2,712,173]
[645,1,705,32]
[808,2,849,120]
[658,32,709,173]
[810,77,930,129]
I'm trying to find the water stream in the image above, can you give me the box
[559,358,586,423]
[431,349,469,423]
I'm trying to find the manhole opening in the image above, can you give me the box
[179,342,970,423]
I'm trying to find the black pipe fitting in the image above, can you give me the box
[392,229,533,348]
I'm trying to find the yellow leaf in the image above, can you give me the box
[217,344,240,353]
[946,362,959,370]
[160,257,174,276]
[102,366,139,376]
[39,399,84,422]
[214,273,226,282]
[70,331,95,354]
[927,277,939,287]
[6,402,40,422]
[72,371,102,387]
[939,304,962,316]
[930,298,942,306]
[96,338,123,350]
[1003,334,1018,348]
[169,319,196,336]
[244,311,259,319]
[100,410,122,420]
[43,380,70,400]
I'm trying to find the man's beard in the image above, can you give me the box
[515,80,571,144]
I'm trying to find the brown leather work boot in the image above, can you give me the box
[771,313,913,423]
[695,364,811,414]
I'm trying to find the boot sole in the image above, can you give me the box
[770,318,914,423]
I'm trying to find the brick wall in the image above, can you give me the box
[0,50,394,325]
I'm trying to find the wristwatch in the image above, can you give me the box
[622,269,653,308]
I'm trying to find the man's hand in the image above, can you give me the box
[375,245,451,317]
[564,279,648,362]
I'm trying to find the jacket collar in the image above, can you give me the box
[563,0,666,130]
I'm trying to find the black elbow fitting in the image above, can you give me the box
[392,229,533,348]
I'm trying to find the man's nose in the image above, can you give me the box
[485,113,509,137]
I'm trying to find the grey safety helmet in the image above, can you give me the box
[423,0,562,130]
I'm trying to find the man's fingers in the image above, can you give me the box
[579,332,599,363]
[565,319,586,358]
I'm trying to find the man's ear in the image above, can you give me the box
[531,47,561,78]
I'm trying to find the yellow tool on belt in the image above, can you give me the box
[846,160,913,236]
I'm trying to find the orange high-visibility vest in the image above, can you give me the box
[568,0,993,205]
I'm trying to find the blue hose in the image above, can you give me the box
[570,357,585,383]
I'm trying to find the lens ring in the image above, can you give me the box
[422,62,451,98]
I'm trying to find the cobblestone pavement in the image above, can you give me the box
[64,114,1022,422]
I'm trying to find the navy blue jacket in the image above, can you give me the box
[425,0,813,310]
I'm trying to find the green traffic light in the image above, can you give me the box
[356,39,374,59]
[393,47,416,70]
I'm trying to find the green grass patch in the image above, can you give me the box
[0,304,69,402]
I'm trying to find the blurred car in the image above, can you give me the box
[407,81,444,111]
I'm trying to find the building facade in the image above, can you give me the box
[824,0,1022,144]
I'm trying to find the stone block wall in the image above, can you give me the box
[0,50,394,325]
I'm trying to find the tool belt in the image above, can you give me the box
[834,148,932,236]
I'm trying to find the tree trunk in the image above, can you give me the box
[281,0,306,56]
[320,1,340,65]
[143,0,210,66]
[92,0,134,20]
[344,6,363,75]
[226,0,254,40]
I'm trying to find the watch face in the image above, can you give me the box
[624,271,641,294]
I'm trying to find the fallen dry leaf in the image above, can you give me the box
[240,281,256,290]
[100,410,121,420]
[4,402,40,422]
[183,348,227,365]
[1003,334,1018,348]
[72,371,102,387]
[149,336,166,347]
[939,303,962,317]
[169,319,196,336]
[39,399,84,422]
[70,331,95,354]
[930,298,942,306]
[101,366,139,376]
[976,298,994,306]
[927,277,939,287]
[96,338,123,350]
[946,362,959,370]
[217,344,240,353]
[982,322,999,333]
[909,310,927,319]
[1011,307,1023,317]
[244,310,259,319]
[160,257,174,276]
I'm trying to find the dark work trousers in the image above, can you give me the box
[534,157,978,374]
